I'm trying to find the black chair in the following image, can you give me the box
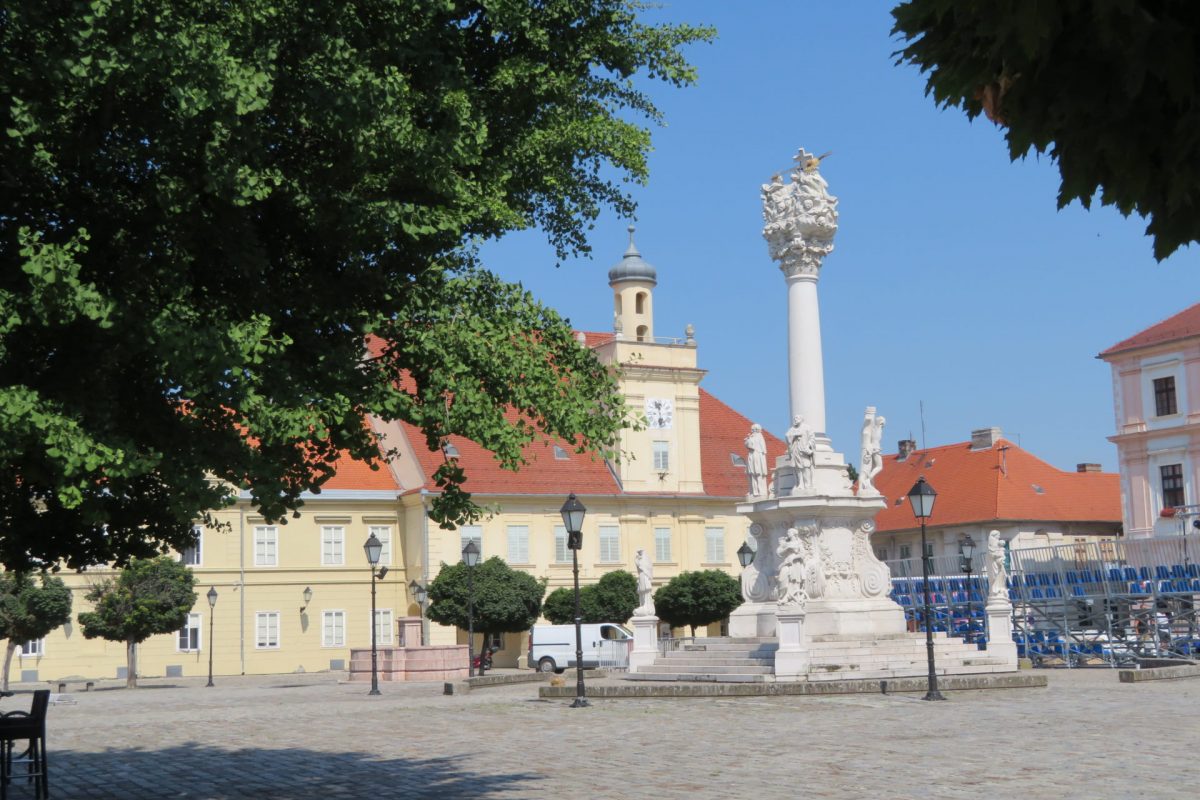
[0,690,50,799]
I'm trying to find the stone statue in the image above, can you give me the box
[785,415,815,491]
[805,531,826,600]
[858,408,885,495]
[776,528,807,609]
[986,530,1008,602]
[613,311,623,336]
[761,147,840,277]
[745,424,768,497]
[634,548,655,616]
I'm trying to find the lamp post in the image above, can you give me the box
[560,492,588,708]
[959,535,976,644]
[205,586,217,688]
[409,580,427,646]
[363,532,384,696]
[907,476,945,701]
[462,540,480,677]
[737,541,756,570]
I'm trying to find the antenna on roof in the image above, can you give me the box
[998,445,1009,477]
[919,400,927,452]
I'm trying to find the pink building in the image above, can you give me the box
[1099,302,1200,538]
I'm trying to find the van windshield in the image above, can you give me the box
[602,624,633,640]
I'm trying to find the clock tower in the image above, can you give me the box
[593,229,705,494]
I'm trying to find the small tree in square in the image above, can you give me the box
[0,572,72,691]
[426,557,546,671]
[77,557,197,688]
[653,570,742,637]
[541,570,637,626]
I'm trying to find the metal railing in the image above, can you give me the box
[597,639,631,670]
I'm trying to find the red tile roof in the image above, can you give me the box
[322,451,402,491]
[698,388,787,498]
[873,439,1120,532]
[1099,301,1200,357]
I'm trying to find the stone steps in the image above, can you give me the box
[624,671,769,683]
[657,656,775,667]
[639,663,774,675]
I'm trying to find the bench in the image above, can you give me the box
[47,679,94,693]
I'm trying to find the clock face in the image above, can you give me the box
[645,397,674,429]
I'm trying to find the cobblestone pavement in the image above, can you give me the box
[16,668,1199,799]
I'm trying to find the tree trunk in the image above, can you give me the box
[689,624,696,637]
[126,639,137,688]
[1,641,16,692]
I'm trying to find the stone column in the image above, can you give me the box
[628,615,659,672]
[774,608,809,678]
[786,270,826,438]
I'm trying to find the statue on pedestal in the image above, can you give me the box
[776,528,808,609]
[786,415,816,492]
[986,530,1008,602]
[745,424,768,497]
[858,408,885,495]
[634,549,655,616]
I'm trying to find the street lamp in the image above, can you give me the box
[409,580,428,646]
[462,540,481,677]
[206,586,218,688]
[959,535,977,645]
[907,476,945,701]
[364,532,384,696]
[737,541,756,569]
[560,492,588,708]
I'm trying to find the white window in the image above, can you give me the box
[460,526,482,559]
[321,525,345,566]
[369,525,392,566]
[254,526,278,567]
[654,527,672,563]
[507,525,530,564]
[874,547,888,562]
[653,441,670,472]
[177,613,202,652]
[373,609,394,645]
[322,611,346,647]
[180,525,202,566]
[19,640,43,658]
[598,525,620,563]
[705,527,725,563]
[554,526,569,563]
[255,612,280,649]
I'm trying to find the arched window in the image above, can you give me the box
[614,294,622,315]
[636,325,648,342]
[635,292,646,314]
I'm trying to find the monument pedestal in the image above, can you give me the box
[774,608,809,678]
[629,615,659,672]
[729,602,781,638]
[985,598,1018,662]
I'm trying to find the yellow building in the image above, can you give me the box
[12,232,784,682]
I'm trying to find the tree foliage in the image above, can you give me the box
[0,1,714,570]
[541,570,638,624]
[426,556,546,642]
[0,572,72,690]
[77,556,197,687]
[653,569,741,636]
[893,0,1200,259]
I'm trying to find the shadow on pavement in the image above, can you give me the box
[53,743,543,799]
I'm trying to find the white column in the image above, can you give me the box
[786,271,825,438]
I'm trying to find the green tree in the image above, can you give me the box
[426,556,546,666]
[77,557,197,688]
[0,572,72,691]
[0,2,714,571]
[892,1,1200,260]
[653,570,742,637]
[541,570,636,625]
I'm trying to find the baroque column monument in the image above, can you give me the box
[728,149,1016,680]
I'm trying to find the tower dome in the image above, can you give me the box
[608,226,657,286]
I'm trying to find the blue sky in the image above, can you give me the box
[478,1,1200,473]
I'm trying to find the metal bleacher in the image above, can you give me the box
[887,532,1200,668]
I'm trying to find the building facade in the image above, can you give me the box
[11,232,784,683]
[870,427,1121,564]
[1099,301,1200,539]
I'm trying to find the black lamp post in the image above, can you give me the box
[737,541,756,569]
[560,492,588,708]
[907,476,945,701]
[462,540,480,677]
[205,586,217,688]
[409,579,427,646]
[959,535,976,644]
[364,532,384,696]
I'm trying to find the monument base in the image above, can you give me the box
[629,615,659,672]
[729,602,780,638]
[803,597,907,637]
[774,608,809,677]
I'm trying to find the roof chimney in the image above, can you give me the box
[970,427,1002,451]
[897,439,917,461]
[1076,463,1102,473]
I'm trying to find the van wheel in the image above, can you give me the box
[537,657,557,673]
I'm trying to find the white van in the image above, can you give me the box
[528,623,633,672]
